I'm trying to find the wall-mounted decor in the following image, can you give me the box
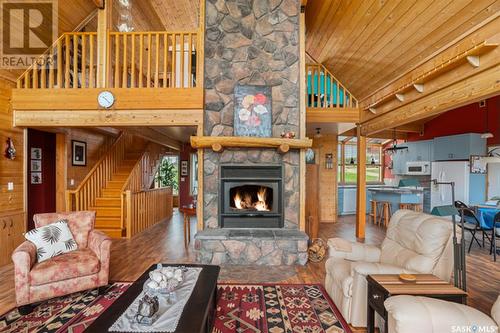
[234,85,272,137]
[31,147,42,160]
[4,138,16,160]
[305,148,316,164]
[325,154,334,169]
[72,140,87,166]
[31,160,42,172]
[470,155,487,174]
[181,160,188,176]
[31,172,42,184]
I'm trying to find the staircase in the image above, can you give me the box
[90,153,142,237]
[66,133,171,238]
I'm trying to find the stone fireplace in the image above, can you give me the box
[194,0,308,265]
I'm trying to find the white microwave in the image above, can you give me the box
[406,161,431,175]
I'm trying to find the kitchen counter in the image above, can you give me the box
[368,187,424,194]
[369,187,424,213]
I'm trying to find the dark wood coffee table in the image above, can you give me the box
[367,274,467,333]
[86,264,220,333]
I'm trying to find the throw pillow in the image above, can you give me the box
[25,220,78,263]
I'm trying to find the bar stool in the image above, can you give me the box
[369,200,380,225]
[380,202,392,227]
[399,203,422,212]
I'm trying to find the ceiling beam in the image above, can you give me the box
[134,0,165,31]
[124,127,181,151]
[341,128,408,140]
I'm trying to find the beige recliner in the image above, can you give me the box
[385,295,500,333]
[324,210,454,327]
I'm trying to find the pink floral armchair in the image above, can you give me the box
[12,211,111,309]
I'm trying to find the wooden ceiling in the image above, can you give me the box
[305,0,500,101]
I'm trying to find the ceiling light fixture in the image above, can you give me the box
[384,128,408,155]
[314,127,322,139]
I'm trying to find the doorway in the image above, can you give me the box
[27,129,56,230]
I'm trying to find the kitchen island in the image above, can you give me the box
[368,187,424,214]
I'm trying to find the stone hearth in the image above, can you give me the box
[196,0,308,266]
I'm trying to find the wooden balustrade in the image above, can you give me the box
[306,63,358,109]
[16,31,199,89]
[66,132,133,211]
[124,187,173,238]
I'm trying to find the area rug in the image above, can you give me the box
[214,284,352,333]
[0,282,131,333]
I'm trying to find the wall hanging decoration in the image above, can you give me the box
[31,160,41,172]
[305,148,315,164]
[31,172,42,184]
[181,160,188,176]
[72,140,87,166]
[325,153,333,169]
[31,147,42,160]
[234,85,272,137]
[5,138,16,160]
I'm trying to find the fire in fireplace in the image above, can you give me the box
[231,185,273,212]
[220,165,283,228]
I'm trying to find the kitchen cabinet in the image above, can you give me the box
[0,212,26,267]
[433,133,486,161]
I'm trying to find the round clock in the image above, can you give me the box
[97,91,115,108]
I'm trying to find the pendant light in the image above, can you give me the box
[384,128,408,155]
[480,105,493,139]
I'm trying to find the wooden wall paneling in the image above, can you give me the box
[356,127,366,239]
[299,8,306,232]
[305,164,319,239]
[312,134,338,223]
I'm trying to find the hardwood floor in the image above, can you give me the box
[0,209,498,331]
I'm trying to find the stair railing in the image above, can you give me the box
[121,143,169,237]
[306,62,358,109]
[66,132,133,212]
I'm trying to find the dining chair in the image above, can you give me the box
[459,208,492,253]
[491,212,500,262]
[454,200,468,209]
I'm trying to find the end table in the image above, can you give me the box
[367,274,467,333]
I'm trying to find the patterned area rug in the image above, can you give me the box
[0,282,131,333]
[214,284,351,333]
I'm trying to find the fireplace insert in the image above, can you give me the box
[219,165,283,228]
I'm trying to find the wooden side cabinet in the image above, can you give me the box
[0,212,26,267]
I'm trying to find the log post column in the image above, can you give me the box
[356,125,367,239]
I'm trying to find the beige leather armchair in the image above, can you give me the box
[385,295,500,333]
[324,210,454,327]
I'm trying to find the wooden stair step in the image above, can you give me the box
[95,216,121,228]
[92,207,121,218]
[95,197,121,206]
[101,189,122,197]
[106,180,126,189]
[96,227,125,238]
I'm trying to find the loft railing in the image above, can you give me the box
[16,31,199,89]
[66,132,133,211]
[306,63,358,109]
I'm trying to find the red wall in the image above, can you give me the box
[178,144,195,208]
[407,95,500,145]
[27,129,56,230]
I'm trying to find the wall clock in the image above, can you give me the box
[97,91,115,108]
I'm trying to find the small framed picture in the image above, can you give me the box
[72,140,87,166]
[31,147,42,160]
[31,172,42,184]
[31,160,42,172]
[470,155,487,174]
[181,160,188,176]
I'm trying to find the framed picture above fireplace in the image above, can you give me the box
[234,85,272,138]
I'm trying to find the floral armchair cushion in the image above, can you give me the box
[24,220,78,262]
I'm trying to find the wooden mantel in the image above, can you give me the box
[190,136,313,154]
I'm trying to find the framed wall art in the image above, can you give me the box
[234,85,272,137]
[181,160,188,176]
[72,140,87,166]
[31,147,42,160]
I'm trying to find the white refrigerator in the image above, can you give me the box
[431,161,470,211]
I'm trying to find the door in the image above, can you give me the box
[488,163,500,199]
[27,129,56,230]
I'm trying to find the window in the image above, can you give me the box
[190,153,198,196]
[338,141,382,184]
[154,155,179,195]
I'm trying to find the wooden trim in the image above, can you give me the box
[14,109,203,127]
[307,108,360,123]
[125,127,181,151]
[299,10,307,232]
[196,124,204,231]
[55,133,67,211]
[190,136,313,150]
[12,87,204,110]
[355,126,366,239]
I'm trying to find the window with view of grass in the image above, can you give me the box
[338,141,382,184]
